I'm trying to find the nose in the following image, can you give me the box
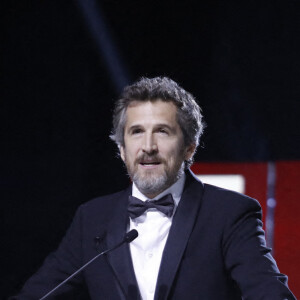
[142,132,158,154]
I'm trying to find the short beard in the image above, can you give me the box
[131,162,185,197]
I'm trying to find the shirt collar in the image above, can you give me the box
[132,172,186,209]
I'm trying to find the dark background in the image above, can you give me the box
[2,0,299,298]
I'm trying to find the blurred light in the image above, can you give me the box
[196,174,245,194]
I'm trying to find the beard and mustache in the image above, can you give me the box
[125,152,185,197]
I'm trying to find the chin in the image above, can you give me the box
[134,173,167,190]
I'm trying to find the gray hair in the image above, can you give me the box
[110,76,205,167]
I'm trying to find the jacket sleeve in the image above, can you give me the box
[10,205,89,300]
[222,197,296,299]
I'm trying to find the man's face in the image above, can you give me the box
[120,100,195,198]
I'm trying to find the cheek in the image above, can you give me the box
[122,143,141,163]
[160,143,184,161]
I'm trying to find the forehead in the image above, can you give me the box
[125,100,178,127]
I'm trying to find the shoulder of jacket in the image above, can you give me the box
[202,183,261,210]
[79,187,131,211]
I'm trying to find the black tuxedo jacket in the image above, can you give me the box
[13,170,295,299]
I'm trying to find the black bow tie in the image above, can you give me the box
[128,194,175,219]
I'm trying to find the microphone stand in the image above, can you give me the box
[39,229,138,300]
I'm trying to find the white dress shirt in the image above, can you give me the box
[129,173,186,300]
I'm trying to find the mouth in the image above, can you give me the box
[139,160,161,168]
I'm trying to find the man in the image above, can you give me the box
[13,77,295,299]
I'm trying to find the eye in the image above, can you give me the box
[158,128,169,134]
[131,128,143,135]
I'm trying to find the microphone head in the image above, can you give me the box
[124,229,138,243]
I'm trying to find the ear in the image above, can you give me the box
[120,145,125,162]
[184,143,196,161]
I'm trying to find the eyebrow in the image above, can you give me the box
[154,123,174,131]
[127,125,142,132]
[127,123,176,132]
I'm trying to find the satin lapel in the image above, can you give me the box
[106,187,141,300]
[154,170,204,300]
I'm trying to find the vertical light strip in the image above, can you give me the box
[76,0,131,92]
[265,162,277,254]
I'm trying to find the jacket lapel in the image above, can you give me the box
[106,187,141,300]
[154,170,204,300]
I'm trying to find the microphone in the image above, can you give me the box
[39,229,138,300]
[124,228,138,243]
